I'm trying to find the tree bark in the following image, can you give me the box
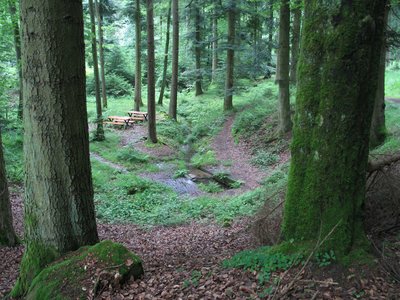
[0,127,18,247]
[134,0,143,111]
[224,0,235,111]
[89,0,104,141]
[158,0,172,106]
[290,0,301,83]
[282,0,388,257]
[169,0,179,120]
[276,0,292,134]
[8,0,23,119]
[266,0,274,65]
[211,5,218,82]
[194,1,203,96]
[370,3,389,148]
[95,0,108,109]
[147,0,157,143]
[14,0,99,295]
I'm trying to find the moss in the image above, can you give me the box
[281,0,387,258]
[17,241,143,300]
[11,241,59,298]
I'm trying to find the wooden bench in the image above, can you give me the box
[127,111,148,121]
[104,116,134,129]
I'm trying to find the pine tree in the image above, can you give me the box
[276,0,292,134]
[169,0,179,120]
[224,0,236,111]
[13,0,99,296]
[147,0,157,143]
[282,0,388,256]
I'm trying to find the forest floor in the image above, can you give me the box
[2,110,400,299]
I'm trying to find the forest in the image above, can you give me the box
[0,0,400,299]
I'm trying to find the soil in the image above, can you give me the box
[210,115,267,195]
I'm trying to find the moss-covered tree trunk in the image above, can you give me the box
[8,0,23,119]
[158,0,171,106]
[147,0,157,143]
[194,1,203,96]
[89,0,104,141]
[282,0,387,257]
[134,0,143,111]
[169,0,179,120]
[224,0,235,111]
[290,0,301,83]
[370,3,389,148]
[276,0,292,134]
[13,0,99,296]
[0,128,18,247]
[95,0,107,109]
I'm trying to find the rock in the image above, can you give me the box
[25,240,143,300]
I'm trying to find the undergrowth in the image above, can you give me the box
[92,159,268,226]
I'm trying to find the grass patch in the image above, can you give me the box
[92,156,268,226]
[198,182,224,193]
[385,69,400,98]
[2,126,24,183]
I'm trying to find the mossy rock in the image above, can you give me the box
[25,240,144,300]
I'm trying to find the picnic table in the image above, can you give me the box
[104,116,134,128]
[127,111,148,121]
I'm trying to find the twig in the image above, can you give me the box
[274,221,342,299]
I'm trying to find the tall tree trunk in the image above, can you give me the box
[211,8,218,82]
[169,0,179,120]
[224,0,235,111]
[290,0,301,83]
[0,127,18,247]
[276,0,292,134]
[13,0,99,296]
[89,0,104,141]
[370,3,389,148]
[134,0,143,111]
[194,1,203,96]
[266,0,274,65]
[8,0,23,119]
[158,0,172,106]
[282,0,387,257]
[147,0,157,143]
[95,0,107,109]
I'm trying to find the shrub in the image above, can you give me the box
[251,150,280,167]
[86,73,132,97]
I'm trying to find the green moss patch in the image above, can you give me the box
[25,240,143,300]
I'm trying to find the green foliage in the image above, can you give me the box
[25,241,142,300]
[315,250,336,267]
[198,182,223,193]
[92,156,267,226]
[86,72,132,97]
[223,246,303,284]
[173,169,188,179]
[183,270,203,288]
[231,83,277,139]
[385,69,400,98]
[190,150,217,168]
[250,150,279,168]
[2,126,23,182]
[116,147,149,163]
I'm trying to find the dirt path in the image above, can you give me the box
[386,97,400,104]
[211,115,266,193]
[90,152,128,172]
